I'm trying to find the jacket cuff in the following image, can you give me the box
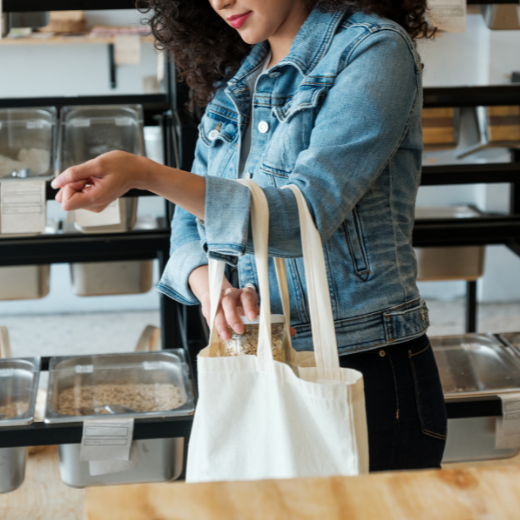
[204,176,251,264]
[157,241,208,306]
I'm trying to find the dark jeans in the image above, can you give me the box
[339,334,447,472]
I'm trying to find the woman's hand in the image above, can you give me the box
[52,151,149,212]
[200,285,260,341]
[189,265,296,341]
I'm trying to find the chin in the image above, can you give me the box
[239,28,267,46]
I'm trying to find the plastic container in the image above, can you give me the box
[0,357,40,493]
[414,206,485,281]
[431,334,520,463]
[59,105,145,234]
[220,315,286,362]
[0,107,56,180]
[44,350,194,488]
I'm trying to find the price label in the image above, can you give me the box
[75,365,94,374]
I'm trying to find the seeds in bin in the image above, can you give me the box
[56,383,184,416]
[220,322,286,362]
[0,400,28,419]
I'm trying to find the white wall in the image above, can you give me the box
[416,14,520,302]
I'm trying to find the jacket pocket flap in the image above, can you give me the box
[384,300,429,343]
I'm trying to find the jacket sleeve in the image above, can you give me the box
[157,139,210,305]
[203,29,420,264]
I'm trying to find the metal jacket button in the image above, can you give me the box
[379,350,386,357]
[208,129,219,141]
[270,71,281,78]
[258,121,269,133]
[245,172,252,179]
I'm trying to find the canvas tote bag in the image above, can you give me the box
[186,181,369,483]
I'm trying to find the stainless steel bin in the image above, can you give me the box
[415,206,485,281]
[432,334,520,463]
[0,220,57,301]
[0,357,40,493]
[45,350,194,488]
[66,217,156,297]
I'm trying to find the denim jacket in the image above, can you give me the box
[158,7,430,354]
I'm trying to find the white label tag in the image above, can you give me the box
[114,35,141,66]
[26,120,44,130]
[80,418,134,463]
[429,0,466,33]
[0,180,46,235]
[71,118,90,128]
[115,117,133,127]
[75,364,93,374]
[75,199,122,227]
[496,393,520,449]
[143,361,161,371]
[0,369,14,377]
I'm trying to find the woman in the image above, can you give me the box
[52,0,447,471]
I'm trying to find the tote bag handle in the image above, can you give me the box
[207,181,340,370]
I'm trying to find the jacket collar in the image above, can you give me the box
[227,6,348,91]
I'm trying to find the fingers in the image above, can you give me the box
[52,160,100,189]
[214,305,231,341]
[55,180,88,203]
[221,288,244,335]
[240,286,259,321]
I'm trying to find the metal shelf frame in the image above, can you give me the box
[0,8,519,448]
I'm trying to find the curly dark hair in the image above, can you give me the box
[139,1,434,108]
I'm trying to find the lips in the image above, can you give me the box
[227,11,252,29]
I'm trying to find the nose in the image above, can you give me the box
[210,0,234,11]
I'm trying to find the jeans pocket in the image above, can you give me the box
[408,338,447,441]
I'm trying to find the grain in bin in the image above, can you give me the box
[44,350,194,488]
[0,357,40,494]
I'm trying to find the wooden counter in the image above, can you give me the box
[83,465,520,520]
[3,448,520,520]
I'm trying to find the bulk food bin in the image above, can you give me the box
[0,220,58,301]
[59,105,145,234]
[44,350,195,488]
[0,357,40,493]
[414,206,485,281]
[0,107,57,237]
[431,334,520,463]
[64,217,156,296]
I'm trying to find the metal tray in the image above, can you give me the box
[0,357,40,427]
[499,332,520,351]
[44,350,195,424]
[58,438,184,488]
[431,334,520,400]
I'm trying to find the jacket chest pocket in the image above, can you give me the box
[200,103,239,179]
[259,86,327,183]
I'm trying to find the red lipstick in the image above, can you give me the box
[227,11,252,29]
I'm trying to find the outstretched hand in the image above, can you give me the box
[52,151,148,212]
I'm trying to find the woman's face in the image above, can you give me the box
[209,0,309,45]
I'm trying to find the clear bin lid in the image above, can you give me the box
[0,107,56,180]
[60,105,144,168]
[415,205,481,220]
[44,350,194,423]
[0,357,40,427]
[431,334,520,398]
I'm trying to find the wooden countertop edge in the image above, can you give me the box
[85,464,520,520]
